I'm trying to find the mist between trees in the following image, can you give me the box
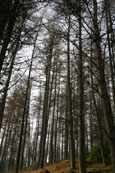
[0,0,115,173]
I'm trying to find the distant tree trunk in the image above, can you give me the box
[78,1,86,172]
[8,124,18,171]
[27,119,31,167]
[89,100,93,148]
[0,124,12,172]
[75,114,79,158]
[54,73,60,162]
[49,68,57,164]
[93,0,115,171]
[45,125,50,163]
[64,84,69,160]
[67,15,76,170]
[43,59,56,164]
[61,126,64,160]
[33,93,42,162]
[15,31,38,173]
[20,83,32,169]
[53,70,61,163]
[38,34,54,168]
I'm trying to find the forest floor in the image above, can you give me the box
[17,159,112,173]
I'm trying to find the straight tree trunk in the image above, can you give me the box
[38,34,54,168]
[20,83,32,169]
[0,39,20,130]
[8,124,18,171]
[0,124,12,172]
[54,72,60,162]
[0,18,25,130]
[49,69,57,164]
[78,1,86,172]
[104,0,115,109]
[93,0,115,171]
[0,0,10,42]
[90,37,107,165]
[67,15,76,170]
[0,1,21,76]
[15,31,38,173]
[64,84,69,160]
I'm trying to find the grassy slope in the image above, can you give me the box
[19,159,112,173]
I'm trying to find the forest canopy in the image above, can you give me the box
[0,0,115,173]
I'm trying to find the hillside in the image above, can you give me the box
[16,159,112,173]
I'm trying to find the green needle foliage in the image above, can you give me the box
[89,138,111,165]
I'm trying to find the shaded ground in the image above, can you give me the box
[17,159,112,173]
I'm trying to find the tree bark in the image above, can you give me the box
[49,68,57,164]
[67,15,76,170]
[93,0,115,171]
[15,31,38,173]
[0,0,21,76]
[78,1,86,172]
[38,34,54,168]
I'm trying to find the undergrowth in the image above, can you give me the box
[11,159,112,173]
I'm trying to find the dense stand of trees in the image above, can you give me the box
[0,0,115,173]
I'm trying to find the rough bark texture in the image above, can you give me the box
[93,0,115,171]
[0,0,21,75]
[67,15,76,170]
[78,1,86,172]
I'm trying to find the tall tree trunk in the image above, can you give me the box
[0,0,10,42]
[78,1,86,172]
[20,83,32,169]
[8,124,18,171]
[93,0,115,171]
[67,15,76,170]
[54,71,60,163]
[0,1,21,76]
[0,39,20,130]
[0,124,12,172]
[90,37,107,165]
[64,83,69,160]
[15,31,38,173]
[0,18,25,130]
[33,93,42,162]
[104,0,115,109]
[49,68,57,164]
[38,34,54,168]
